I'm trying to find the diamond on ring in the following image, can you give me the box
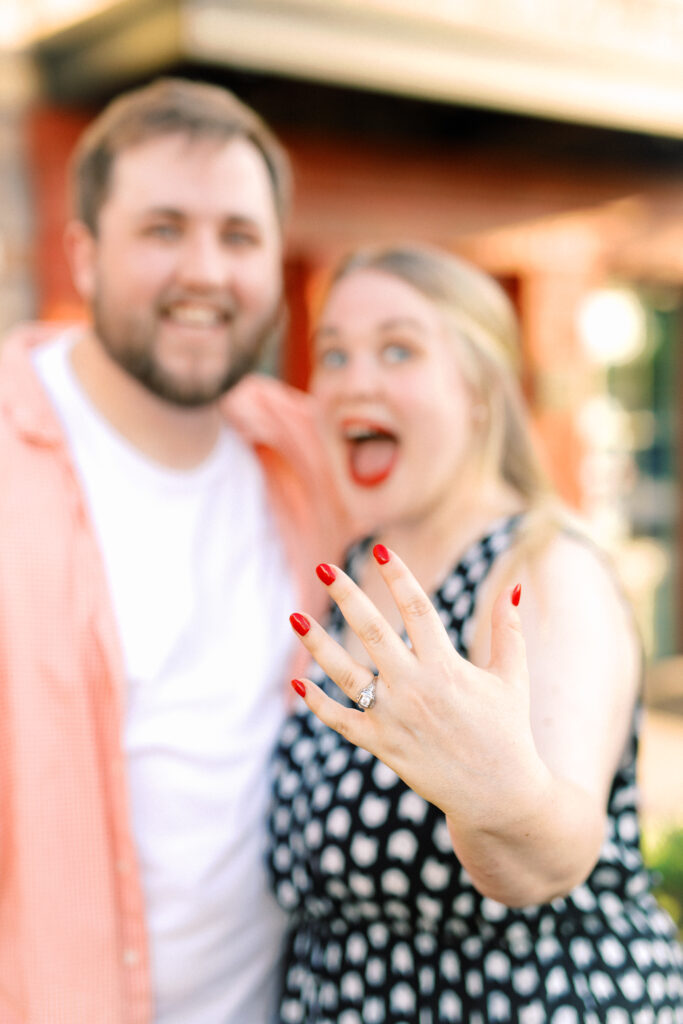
[357,676,378,710]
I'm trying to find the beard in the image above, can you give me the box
[91,289,285,408]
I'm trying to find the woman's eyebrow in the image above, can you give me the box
[312,324,341,343]
[376,317,424,332]
[314,317,423,338]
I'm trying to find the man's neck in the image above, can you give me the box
[70,331,223,470]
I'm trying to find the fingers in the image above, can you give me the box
[294,552,526,727]
[487,584,529,687]
[312,562,414,678]
[367,546,464,666]
[290,676,371,749]
[289,610,376,705]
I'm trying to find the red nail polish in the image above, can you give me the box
[316,563,336,585]
[289,613,310,636]
[373,543,390,565]
[291,678,307,698]
[511,583,522,607]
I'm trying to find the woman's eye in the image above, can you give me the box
[382,342,413,364]
[317,348,348,369]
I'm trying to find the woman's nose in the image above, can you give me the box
[340,352,384,396]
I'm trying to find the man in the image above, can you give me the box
[0,77,347,1023]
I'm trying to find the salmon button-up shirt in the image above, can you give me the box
[0,324,348,1024]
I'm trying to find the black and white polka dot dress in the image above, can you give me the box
[268,516,683,1023]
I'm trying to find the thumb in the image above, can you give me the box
[487,584,529,686]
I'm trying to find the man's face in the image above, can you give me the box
[71,132,284,406]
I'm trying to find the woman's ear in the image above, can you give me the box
[63,220,97,303]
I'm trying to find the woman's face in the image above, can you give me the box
[311,267,482,530]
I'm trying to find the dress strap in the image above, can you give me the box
[432,513,524,659]
[342,534,375,578]
[339,515,523,660]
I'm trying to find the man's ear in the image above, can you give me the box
[63,220,97,302]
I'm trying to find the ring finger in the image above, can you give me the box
[289,611,376,706]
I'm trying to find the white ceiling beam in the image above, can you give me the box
[181,0,683,138]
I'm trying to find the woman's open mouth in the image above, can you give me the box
[342,420,399,487]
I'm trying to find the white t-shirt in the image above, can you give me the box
[34,333,295,1024]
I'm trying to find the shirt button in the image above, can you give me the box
[123,949,139,967]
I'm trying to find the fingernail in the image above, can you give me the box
[316,563,336,585]
[511,583,522,607]
[291,678,307,698]
[373,543,390,565]
[289,612,310,636]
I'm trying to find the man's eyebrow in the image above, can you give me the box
[136,209,261,226]
[137,206,183,220]
[222,213,260,223]
[219,214,264,231]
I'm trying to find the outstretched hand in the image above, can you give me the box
[289,545,541,829]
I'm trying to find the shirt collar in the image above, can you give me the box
[0,323,82,447]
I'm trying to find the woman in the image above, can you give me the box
[267,244,683,1023]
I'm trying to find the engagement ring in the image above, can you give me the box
[357,675,378,710]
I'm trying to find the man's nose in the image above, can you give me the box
[177,229,228,289]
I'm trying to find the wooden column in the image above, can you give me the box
[0,55,39,340]
[24,103,93,320]
[517,267,599,509]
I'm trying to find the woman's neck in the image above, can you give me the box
[341,473,524,671]
[372,476,524,597]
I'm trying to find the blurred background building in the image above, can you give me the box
[1,0,682,828]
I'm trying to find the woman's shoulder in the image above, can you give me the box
[518,526,641,683]
[472,511,641,677]
[526,524,628,612]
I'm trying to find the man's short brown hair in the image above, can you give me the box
[70,76,291,234]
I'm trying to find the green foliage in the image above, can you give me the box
[643,827,683,938]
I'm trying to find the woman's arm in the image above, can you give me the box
[451,532,641,905]
[288,538,641,907]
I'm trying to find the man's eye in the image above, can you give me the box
[145,223,179,239]
[382,342,413,364]
[317,348,348,369]
[223,229,259,246]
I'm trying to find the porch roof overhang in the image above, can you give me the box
[27,0,683,140]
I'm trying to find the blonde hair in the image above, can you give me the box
[331,243,553,510]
